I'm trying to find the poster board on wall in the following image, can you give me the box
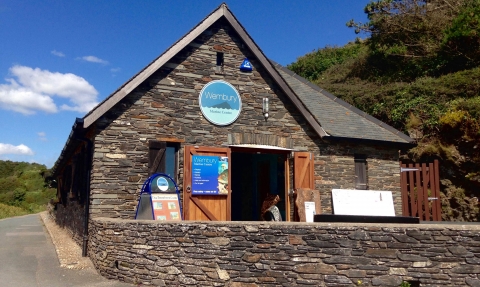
[191,155,229,195]
[332,189,395,216]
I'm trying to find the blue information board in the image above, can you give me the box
[191,155,228,195]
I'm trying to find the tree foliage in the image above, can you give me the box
[345,0,480,80]
[287,42,366,81]
[442,0,480,70]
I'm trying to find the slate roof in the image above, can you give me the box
[273,63,414,144]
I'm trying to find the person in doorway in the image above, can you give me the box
[261,194,282,221]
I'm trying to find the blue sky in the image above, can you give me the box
[0,0,369,168]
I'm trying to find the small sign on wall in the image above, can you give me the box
[304,201,316,222]
[192,155,229,195]
[240,58,253,72]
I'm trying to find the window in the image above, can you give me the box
[215,52,224,73]
[354,154,367,190]
[149,141,179,180]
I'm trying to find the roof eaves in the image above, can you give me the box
[273,63,415,144]
[51,118,85,177]
[324,135,416,148]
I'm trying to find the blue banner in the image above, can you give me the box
[192,155,228,195]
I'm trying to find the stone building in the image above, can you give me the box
[52,4,413,245]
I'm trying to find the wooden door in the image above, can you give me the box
[294,152,314,190]
[293,152,315,221]
[183,146,231,221]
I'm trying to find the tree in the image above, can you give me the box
[346,0,469,79]
[348,0,463,57]
[442,0,480,70]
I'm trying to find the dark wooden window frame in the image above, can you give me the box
[148,141,179,181]
[215,52,224,74]
[354,154,367,190]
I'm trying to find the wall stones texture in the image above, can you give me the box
[87,18,403,220]
[89,218,480,287]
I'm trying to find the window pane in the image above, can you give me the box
[165,145,177,178]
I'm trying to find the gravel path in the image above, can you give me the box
[39,211,94,270]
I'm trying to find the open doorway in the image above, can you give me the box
[231,150,288,221]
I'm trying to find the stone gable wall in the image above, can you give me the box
[89,218,480,287]
[84,18,402,220]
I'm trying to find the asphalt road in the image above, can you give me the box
[0,214,135,287]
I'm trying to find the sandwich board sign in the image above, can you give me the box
[135,173,183,221]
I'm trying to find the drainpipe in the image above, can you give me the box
[81,136,92,257]
[72,118,93,257]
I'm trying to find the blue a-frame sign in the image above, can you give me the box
[135,173,183,221]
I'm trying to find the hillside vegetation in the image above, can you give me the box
[288,0,480,221]
[0,160,56,219]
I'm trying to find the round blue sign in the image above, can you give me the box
[199,80,242,126]
[151,175,175,193]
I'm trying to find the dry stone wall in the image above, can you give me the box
[89,218,480,287]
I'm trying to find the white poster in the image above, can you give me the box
[332,189,395,216]
[304,201,316,222]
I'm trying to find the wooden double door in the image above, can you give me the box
[183,145,314,221]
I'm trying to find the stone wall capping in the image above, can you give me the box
[92,218,480,231]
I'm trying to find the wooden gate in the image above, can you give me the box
[400,160,441,221]
[183,146,231,221]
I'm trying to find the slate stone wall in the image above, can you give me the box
[89,218,480,287]
[86,18,403,220]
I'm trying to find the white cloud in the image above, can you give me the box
[38,132,47,141]
[0,65,99,114]
[78,55,108,64]
[0,143,34,155]
[110,67,121,73]
[51,50,65,57]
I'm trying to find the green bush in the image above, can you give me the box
[0,160,55,218]
[0,203,29,219]
[288,42,366,81]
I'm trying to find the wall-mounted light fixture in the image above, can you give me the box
[262,97,269,121]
